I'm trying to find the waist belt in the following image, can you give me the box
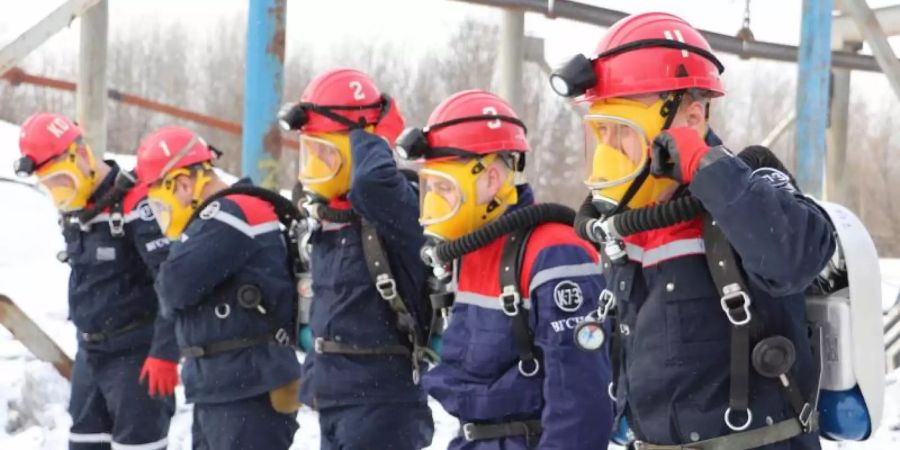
[80,316,155,344]
[633,418,805,450]
[180,328,291,358]
[313,337,410,356]
[461,419,543,447]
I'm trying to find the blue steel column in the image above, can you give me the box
[795,0,833,197]
[242,0,286,188]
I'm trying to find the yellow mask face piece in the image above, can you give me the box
[585,97,678,209]
[35,145,97,212]
[147,168,211,239]
[419,154,518,241]
[298,132,351,201]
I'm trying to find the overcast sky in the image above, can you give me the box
[1,0,898,103]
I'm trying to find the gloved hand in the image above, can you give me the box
[650,127,712,184]
[373,96,405,146]
[139,356,179,398]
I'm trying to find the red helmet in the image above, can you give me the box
[396,90,529,160]
[135,126,215,185]
[550,12,725,102]
[17,112,83,171]
[279,68,405,144]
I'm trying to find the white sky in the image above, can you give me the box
[0,0,898,101]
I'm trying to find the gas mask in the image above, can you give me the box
[419,154,517,241]
[298,132,352,201]
[34,144,99,212]
[584,97,679,211]
[146,165,212,239]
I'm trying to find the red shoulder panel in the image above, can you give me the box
[224,194,278,225]
[520,223,598,293]
[122,183,149,213]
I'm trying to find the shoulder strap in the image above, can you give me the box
[359,218,437,382]
[703,212,755,432]
[499,226,540,378]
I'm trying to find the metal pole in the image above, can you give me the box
[498,8,524,113]
[827,42,858,203]
[841,0,900,102]
[795,0,833,197]
[76,0,107,158]
[241,0,286,189]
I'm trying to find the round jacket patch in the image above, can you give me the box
[751,167,797,193]
[138,202,155,221]
[554,280,583,312]
[199,201,221,220]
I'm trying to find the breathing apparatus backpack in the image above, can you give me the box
[572,146,885,445]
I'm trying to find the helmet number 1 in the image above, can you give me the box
[482,107,501,129]
[159,140,172,157]
[349,81,366,101]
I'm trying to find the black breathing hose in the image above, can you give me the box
[434,203,576,264]
[574,145,793,241]
[308,203,357,223]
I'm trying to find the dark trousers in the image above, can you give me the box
[318,402,434,450]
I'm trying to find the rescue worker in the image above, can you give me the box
[134,126,302,450]
[404,90,614,449]
[14,112,176,450]
[279,68,435,450]
[549,12,836,449]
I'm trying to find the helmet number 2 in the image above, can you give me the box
[482,107,501,129]
[349,81,366,101]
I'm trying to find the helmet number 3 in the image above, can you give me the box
[482,106,501,129]
[349,81,366,101]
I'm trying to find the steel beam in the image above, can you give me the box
[833,5,900,48]
[76,0,107,158]
[450,0,895,73]
[795,0,833,197]
[841,0,900,101]
[827,42,859,203]
[0,0,102,75]
[241,0,286,189]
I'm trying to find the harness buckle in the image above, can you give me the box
[596,289,616,321]
[462,423,476,441]
[314,337,325,354]
[798,402,814,431]
[518,358,540,377]
[500,285,521,317]
[274,328,290,346]
[108,212,125,237]
[724,407,753,432]
[720,283,752,326]
[375,274,398,300]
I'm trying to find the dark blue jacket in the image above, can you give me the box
[299,129,429,409]
[63,161,177,361]
[423,187,615,449]
[155,187,302,405]
[612,132,834,449]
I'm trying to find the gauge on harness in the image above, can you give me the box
[574,320,606,351]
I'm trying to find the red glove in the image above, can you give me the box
[373,96,406,146]
[650,127,714,184]
[139,357,179,398]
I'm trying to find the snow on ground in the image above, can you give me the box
[1,118,898,449]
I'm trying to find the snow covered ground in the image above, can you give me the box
[1,118,898,449]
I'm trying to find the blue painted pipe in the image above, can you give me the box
[241,0,286,188]
[795,0,833,197]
